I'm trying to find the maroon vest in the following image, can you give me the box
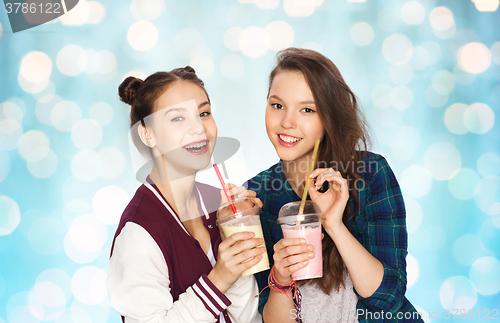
[110,181,226,321]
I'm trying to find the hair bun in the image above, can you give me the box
[182,66,196,74]
[119,76,143,106]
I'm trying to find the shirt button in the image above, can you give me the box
[208,225,213,229]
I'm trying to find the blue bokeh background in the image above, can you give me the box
[1,0,499,322]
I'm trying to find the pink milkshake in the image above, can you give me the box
[278,201,323,280]
[282,223,322,280]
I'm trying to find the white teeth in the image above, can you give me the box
[185,141,207,150]
[279,135,301,143]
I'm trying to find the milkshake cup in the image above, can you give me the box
[278,201,323,280]
[216,197,270,276]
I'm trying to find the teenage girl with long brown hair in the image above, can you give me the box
[246,48,423,322]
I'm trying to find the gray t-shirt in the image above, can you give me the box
[297,271,358,323]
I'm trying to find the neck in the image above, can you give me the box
[282,153,314,198]
[149,155,197,217]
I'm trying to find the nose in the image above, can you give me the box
[280,109,296,130]
[188,114,205,136]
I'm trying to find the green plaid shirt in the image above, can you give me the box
[245,152,423,322]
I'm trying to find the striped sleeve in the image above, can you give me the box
[191,274,232,318]
[107,222,230,323]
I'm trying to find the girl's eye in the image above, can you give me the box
[271,103,283,109]
[199,111,211,117]
[301,107,315,113]
[171,116,184,122]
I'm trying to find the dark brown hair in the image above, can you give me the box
[118,66,209,155]
[269,48,370,294]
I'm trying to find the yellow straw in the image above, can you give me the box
[298,139,321,219]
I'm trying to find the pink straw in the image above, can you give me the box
[213,164,239,215]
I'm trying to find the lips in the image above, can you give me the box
[277,134,302,147]
[183,140,209,155]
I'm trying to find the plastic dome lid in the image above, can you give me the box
[278,201,321,225]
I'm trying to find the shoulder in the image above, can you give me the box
[244,162,281,193]
[120,184,164,223]
[357,151,395,184]
[113,185,172,244]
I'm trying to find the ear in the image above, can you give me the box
[138,124,156,148]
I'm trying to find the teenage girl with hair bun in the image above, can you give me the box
[107,66,263,323]
[246,48,423,322]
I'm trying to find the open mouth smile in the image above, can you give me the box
[278,134,302,147]
[183,140,209,155]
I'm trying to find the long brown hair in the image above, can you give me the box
[118,66,209,155]
[269,48,370,294]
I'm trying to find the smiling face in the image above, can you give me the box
[144,81,217,174]
[265,70,324,164]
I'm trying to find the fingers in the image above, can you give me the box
[308,168,330,179]
[238,189,256,198]
[219,231,255,250]
[226,183,245,199]
[274,237,306,251]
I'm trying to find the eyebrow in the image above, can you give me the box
[268,95,315,105]
[164,101,210,115]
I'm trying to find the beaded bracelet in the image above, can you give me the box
[268,266,302,322]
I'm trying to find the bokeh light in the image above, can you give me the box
[474,176,500,215]
[64,214,108,263]
[27,149,58,179]
[71,266,108,305]
[474,0,500,11]
[190,55,215,79]
[224,27,243,51]
[51,101,83,132]
[463,103,495,134]
[92,186,130,225]
[57,45,87,77]
[18,130,50,163]
[0,195,21,236]
[127,21,159,51]
[400,165,433,198]
[382,34,413,65]
[239,26,270,58]
[0,150,10,182]
[130,0,165,21]
[0,119,23,150]
[265,21,294,51]
[401,1,425,25]
[71,119,103,150]
[457,42,492,74]
[71,150,103,182]
[424,142,462,181]
[469,257,500,295]
[405,197,422,234]
[350,22,374,46]
[429,7,456,39]
[477,152,500,177]
[407,253,420,288]
[98,147,126,180]
[452,234,486,266]
[89,102,114,126]
[447,168,481,200]
[444,103,469,134]
[439,276,477,310]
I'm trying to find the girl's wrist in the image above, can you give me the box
[324,222,347,240]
